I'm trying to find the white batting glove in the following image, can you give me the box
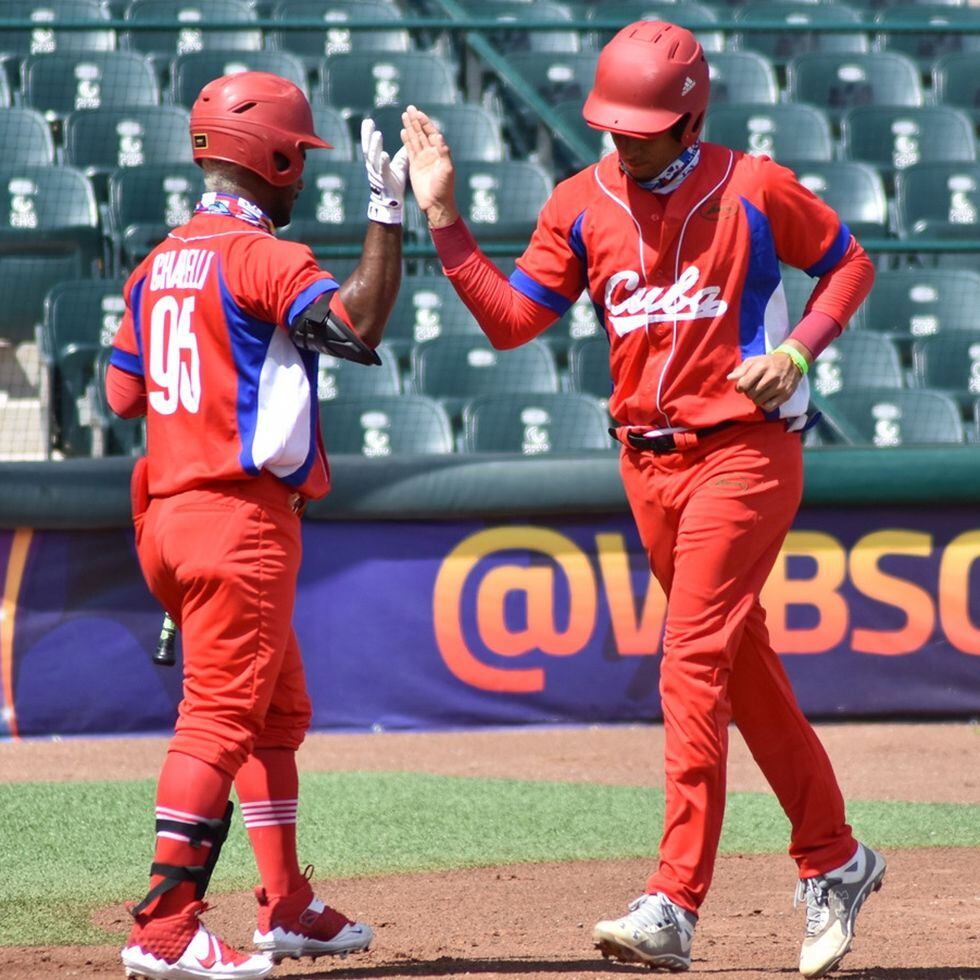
[362,117,409,225]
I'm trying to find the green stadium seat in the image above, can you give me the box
[462,392,612,454]
[861,269,980,341]
[735,3,868,66]
[786,52,923,121]
[588,2,724,53]
[123,0,261,56]
[316,341,400,402]
[321,51,458,117]
[310,103,354,161]
[545,291,603,359]
[811,332,904,398]
[821,388,965,446]
[933,53,980,127]
[63,106,193,197]
[703,104,833,163]
[458,1,579,54]
[384,275,483,360]
[841,107,976,184]
[780,265,817,326]
[876,6,980,73]
[279,159,369,250]
[568,335,612,407]
[108,163,205,271]
[411,336,559,416]
[784,160,889,241]
[0,1,113,58]
[272,0,410,67]
[453,161,553,243]
[369,104,504,163]
[551,99,614,165]
[170,50,308,108]
[54,340,99,456]
[91,345,144,456]
[896,163,980,241]
[912,334,980,411]
[503,52,598,107]
[0,108,55,166]
[706,51,779,106]
[21,52,159,120]
[320,395,454,456]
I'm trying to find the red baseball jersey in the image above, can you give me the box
[511,143,851,430]
[111,202,336,499]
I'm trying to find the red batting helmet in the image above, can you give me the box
[582,21,709,146]
[190,71,331,187]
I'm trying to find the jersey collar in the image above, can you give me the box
[623,140,702,195]
[194,192,275,234]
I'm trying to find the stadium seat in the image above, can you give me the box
[91,345,144,456]
[706,51,779,106]
[568,335,612,406]
[503,52,598,107]
[279,159,369,250]
[369,104,504,162]
[321,51,458,117]
[551,99,615,164]
[53,340,100,455]
[453,161,553,243]
[108,163,205,270]
[811,332,904,398]
[42,278,125,375]
[458,0,579,54]
[735,3,868,66]
[316,341,400,402]
[702,104,833,163]
[0,72,11,108]
[784,161,889,242]
[876,6,980,72]
[862,269,980,340]
[319,395,454,456]
[821,388,965,446]
[123,0,261,57]
[588,2,724,53]
[545,292,603,359]
[896,163,980,241]
[411,336,559,416]
[0,0,113,58]
[310,103,354,161]
[272,0,410,66]
[170,50,308,108]
[0,108,55,166]
[384,274,483,359]
[912,334,980,410]
[933,53,980,127]
[0,166,100,343]
[63,106,193,195]
[841,107,975,184]
[21,52,159,120]
[786,52,923,120]
[462,392,612,454]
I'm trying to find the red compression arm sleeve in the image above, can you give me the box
[431,218,557,349]
[106,363,146,418]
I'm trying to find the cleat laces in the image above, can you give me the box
[795,877,832,937]
[626,894,688,936]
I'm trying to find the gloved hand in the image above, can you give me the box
[362,118,409,225]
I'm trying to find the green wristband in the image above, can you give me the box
[774,343,809,376]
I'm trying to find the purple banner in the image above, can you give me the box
[3,510,980,738]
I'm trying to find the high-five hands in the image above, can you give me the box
[400,104,459,228]
[361,118,409,225]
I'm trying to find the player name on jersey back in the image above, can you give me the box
[149,248,216,292]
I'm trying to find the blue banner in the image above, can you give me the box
[2,510,980,738]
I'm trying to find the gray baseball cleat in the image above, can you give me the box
[593,892,697,971]
[796,842,886,978]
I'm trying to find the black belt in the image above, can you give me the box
[612,420,739,455]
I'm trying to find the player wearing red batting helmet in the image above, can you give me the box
[109,71,406,979]
[403,19,885,978]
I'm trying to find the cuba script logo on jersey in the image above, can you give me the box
[604,265,729,336]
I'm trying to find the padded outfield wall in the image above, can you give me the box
[1,447,979,738]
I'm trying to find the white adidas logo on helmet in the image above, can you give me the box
[682,76,696,95]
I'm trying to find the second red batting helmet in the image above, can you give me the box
[582,21,709,146]
[190,71,331,187]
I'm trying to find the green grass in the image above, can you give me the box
[1,771,977,947]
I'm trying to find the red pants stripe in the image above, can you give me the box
[620,422,856,912]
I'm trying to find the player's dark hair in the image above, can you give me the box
[671,114,691,143]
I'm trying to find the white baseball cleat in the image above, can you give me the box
[593,892,697,972]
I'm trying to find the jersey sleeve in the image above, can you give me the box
[229,235,340,327]
[760,159,853,278]
[109,264,149,378]
[511,178,588,317]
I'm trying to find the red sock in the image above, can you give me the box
[142,751,232,918]
[235,748,306,898]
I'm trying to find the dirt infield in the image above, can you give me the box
[4,723,979,980]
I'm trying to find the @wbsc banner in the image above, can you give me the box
[2,508,979,738]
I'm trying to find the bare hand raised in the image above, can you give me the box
[401,105,459,228]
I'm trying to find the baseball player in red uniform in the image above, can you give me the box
[402,21,885,978]
[106,72,408,979]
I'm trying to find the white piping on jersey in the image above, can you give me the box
[593,165,649,287]
[653,149,735,427]
[167,229,269,243]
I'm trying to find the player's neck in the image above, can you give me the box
[626,141,702,195]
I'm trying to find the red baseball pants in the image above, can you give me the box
[620,422,857,913]
[134,466,312,777]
